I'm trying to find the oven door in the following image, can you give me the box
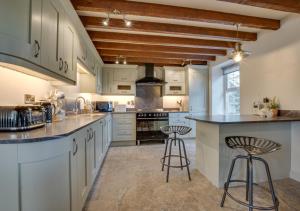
[136,118,169,141]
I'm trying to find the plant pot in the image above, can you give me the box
[271,109,279,117]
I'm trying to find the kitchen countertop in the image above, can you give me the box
[0,113,108,144]
[186,115,300,124]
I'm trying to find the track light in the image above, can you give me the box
[102,13,110,26]
[123,15,132,27]
[115,56,119,64]
[123,58,127,64]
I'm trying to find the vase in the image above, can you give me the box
[271,109,278,117]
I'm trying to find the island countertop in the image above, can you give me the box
[0,113,109,144]
[186,114,300,124]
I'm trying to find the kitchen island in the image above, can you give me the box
[186,115,300,188]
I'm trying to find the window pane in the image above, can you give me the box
[225,70,240,115]
[226,71,240,89]
[226,90,240,114]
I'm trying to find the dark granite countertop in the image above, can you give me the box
[186,115,300,124]
[0,113,108,144]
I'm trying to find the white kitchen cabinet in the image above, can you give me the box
[80,72,97,93]
[112,113,136,142]
[96,63,103,94]
[96,119,104,167]
[188,66,209,114]
[102,68,115,95]
[164,67,187,95]
[0,0,42,65]
[113,68,137,82]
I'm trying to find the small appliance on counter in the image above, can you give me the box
[0,105,46,131]
[94,101,113,112]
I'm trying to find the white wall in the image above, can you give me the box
[0,66,53,105]
[240,14,300,113]
[210,14,300,181]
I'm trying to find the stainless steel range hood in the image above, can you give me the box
[135,64,166,86]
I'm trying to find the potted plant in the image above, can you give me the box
[268,97,280,117]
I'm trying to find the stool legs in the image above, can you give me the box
[161,138,191,182]
[221,156,279,211]
[180,139,191,181]
[254,157,279,211]
[162,138,170,171]
[220,156,240,207]
[248,157,254,211]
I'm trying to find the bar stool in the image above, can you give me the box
[220,136,281,211]
[160,125,192,182]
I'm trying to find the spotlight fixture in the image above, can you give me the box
[123,58,127,64]
[115,56,119,64]
[102,13,110,26]
[229,24,251,63]
[123,15,132,27]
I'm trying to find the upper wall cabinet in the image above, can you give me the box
[164,67,187,96]
[0,0,42,65]
[0,0,101,85]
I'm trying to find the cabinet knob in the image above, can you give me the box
[33,40,40,58]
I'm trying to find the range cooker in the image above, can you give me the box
[136,111,169,145]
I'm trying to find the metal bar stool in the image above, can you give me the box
[220,136,281,211]
[160,125,192,182]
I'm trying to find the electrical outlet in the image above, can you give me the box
[24,94,35,104]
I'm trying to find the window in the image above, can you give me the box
[224,65,240,115]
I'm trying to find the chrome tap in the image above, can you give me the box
[75,96,86,114]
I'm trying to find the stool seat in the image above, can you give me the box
[160,125,191,136]
[225,136,281,155]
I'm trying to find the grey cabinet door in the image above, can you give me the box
[0,0,42,64]
[189,67,209,114]
[41,0,61,73]
[63,19,76,81]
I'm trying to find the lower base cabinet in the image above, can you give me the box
[0,115,112,211]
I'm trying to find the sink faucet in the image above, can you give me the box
[75,96,86,114]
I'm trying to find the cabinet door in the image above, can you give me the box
[96,65,103,94]
[165,69,185,83]
[189,68,208,113]
[86,128,96,187]
[0,0,42,64]
[96,120,104,166]
[113,68,137,82]
[41,0,61,73]
[63,18,76,81]
[76,129,88,208]
[18,138,71,211]
[102,69,114,94]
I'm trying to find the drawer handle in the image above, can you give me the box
[59,58,63,71]
[72,138,78,156]
[64,61,68,73]
[33,40,40,58]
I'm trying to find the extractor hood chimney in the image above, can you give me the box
[135,64,166,86]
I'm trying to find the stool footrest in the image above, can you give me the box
[223,180,279,210]
[161,155,190,168]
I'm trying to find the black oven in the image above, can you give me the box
[136,112,169,145]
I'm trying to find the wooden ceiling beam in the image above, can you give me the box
[71,0,280,30]
[89,31,236,49]
[218,0,300,14]
[95,42,227,56]
[80,16,257,41]
[101,56,208,65]
[98,49,216,61]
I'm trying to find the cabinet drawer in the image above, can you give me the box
[113,83,135,95]
[165,82,186,95]
[169,112,189,118]
[113,113,135,119]
[113,129,135,141]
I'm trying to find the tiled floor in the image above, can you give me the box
[85,140,300,211]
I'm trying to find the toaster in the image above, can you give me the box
[0,105,46,131]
